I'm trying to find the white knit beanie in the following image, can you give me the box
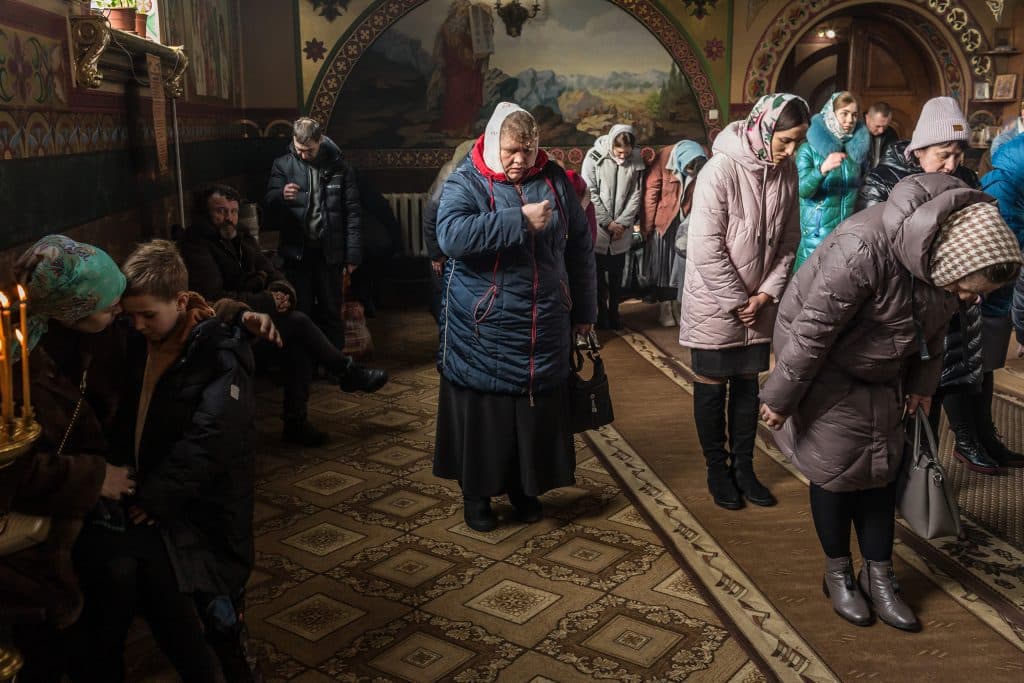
[906,96,970,156]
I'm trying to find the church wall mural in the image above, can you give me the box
[325,0,710,163]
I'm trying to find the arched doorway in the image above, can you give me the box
[777,8,943,137]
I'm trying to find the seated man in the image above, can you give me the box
[179,184,387,446]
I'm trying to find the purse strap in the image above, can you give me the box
[56,366,89,458]
[571,332,601,373]
[910,405,940,471]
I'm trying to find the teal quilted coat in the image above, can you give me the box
[794,115,870,269]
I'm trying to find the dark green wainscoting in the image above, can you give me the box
[0,136,288,250]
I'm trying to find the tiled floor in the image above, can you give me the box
[127,311,758,682]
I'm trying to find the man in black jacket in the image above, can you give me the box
[865,101,899,169]
[181,184,387,447]
[264,117,360,349]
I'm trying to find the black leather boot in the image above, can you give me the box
[694,382,743,510]
[282,417,330,447]
[823,556,873,626]
[975,372,1024,467]
[944,392,1000,474]
[858,560,921,632]
[728,377,777,507]
[463,496,498,532]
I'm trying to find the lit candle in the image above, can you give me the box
[0,293,12,425]
[14,329,30,421]
[0,338,10,430]
[16,286,30,420]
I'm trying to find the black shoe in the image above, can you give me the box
[508,491,543,523]
[732,462,777,506]
[979,424,1024,468]
[951,429,1000,474]
[282,420,329,447]
[707,465,744,510]
[338,364,388,393]
[463,497,498,532]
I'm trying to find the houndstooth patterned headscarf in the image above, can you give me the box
[930,202,1023,286]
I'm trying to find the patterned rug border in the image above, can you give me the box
[584,422,839,683]
[618,327,1024,651]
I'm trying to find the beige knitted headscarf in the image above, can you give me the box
[930,202,1023,286]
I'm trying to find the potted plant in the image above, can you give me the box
[135,0,153,39]
[93,1,138,35]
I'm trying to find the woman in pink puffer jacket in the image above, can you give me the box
[679,93,809,510]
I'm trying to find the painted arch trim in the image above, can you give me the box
[303,0,725,141]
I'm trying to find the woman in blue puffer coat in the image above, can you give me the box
[434,102,597,531]
[982,133,1024,468]
[794,92,870,269]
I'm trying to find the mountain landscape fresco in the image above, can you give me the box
[327,0,706,149]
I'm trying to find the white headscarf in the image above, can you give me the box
[482,102,532,176]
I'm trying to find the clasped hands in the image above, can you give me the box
[735,293,772,328]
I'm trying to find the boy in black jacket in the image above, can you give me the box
[71,241,257,682]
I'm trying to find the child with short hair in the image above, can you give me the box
[72,240,256,681]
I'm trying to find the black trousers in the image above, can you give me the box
[69,523,221,683]
[272,309,353,422]
[809,480,898,562]
[285,247,346,350]
[595,252,626,327]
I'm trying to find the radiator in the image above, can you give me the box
[383,192,429,257]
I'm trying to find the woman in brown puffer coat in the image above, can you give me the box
[759,174,1022,632]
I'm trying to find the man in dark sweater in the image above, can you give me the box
[180,184,387,446]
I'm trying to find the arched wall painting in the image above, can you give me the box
[326,0,707,153]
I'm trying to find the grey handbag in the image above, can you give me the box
[897,407,963,540]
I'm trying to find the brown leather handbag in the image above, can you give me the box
[897,407,962,540]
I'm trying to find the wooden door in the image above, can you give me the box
[846,18,939,138]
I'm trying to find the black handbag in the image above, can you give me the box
[568,333,614,433]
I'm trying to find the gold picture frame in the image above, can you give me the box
[993,74,1018,101]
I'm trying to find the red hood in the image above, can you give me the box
[471,135,549,183]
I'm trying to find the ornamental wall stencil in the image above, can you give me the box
[310,0,351,22]
[305,0,722,142]
[682,0,718,20]
[985,0,1003,23]
[743,0,989,102]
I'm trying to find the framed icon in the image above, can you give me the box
[974,81,991,100]
[993,73,1018,101]
[994,27,1014,51]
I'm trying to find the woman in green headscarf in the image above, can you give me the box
[1,235,136,679]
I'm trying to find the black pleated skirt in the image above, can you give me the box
[690,344,771,378]
[433,376,576,497]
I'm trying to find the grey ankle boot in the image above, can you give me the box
[822,557,872,626]
[858,560,921,632]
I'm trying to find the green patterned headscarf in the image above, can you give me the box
[744,93,809,164]
[14,235,126,351]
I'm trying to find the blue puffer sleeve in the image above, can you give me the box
[437,166,528,259]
